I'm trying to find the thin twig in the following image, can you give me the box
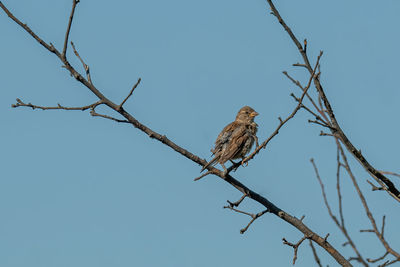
[290,93,325,123]
[227,193,248,207]
[308,119,334,130]
[224,206,268,234]
[284,71,330,124]
[70,41,93,84]
[193,170,213,181]
[336,146,345,228]
[337,140,400,259]
[118,78,142,111]
[243,51,323,165]
[90,108,129,123]
[309,240,323,267]
[0,2,57,54]
[367,251,389,263]
[62,0,79,59]
[282,235,309,265]
[293,63,308,68]
[379,171,400,179]
[12,98,102,111]
[311,158,368,266]
[240,209,268,234]
[366,180,384,191]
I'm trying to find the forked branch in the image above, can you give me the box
[1,1,353,266]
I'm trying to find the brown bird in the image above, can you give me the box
[201,106,259,175]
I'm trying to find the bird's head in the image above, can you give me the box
[235,106,259,124]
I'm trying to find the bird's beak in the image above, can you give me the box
[250,111,259,117]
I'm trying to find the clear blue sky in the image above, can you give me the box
[1,1,400,266]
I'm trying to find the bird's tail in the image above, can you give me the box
[200,156,219,172]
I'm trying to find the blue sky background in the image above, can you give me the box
[1,0,400,266]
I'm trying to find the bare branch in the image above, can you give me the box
[311,158,368,266]
[336,147,345,228]
[227,193,248,207]
[71,41,93,84]
[223,205,254,217]
[284,71,329,124]
[367,251,389,263]
[224,206,268,234]
[12,98,102,111]
[1,2,354,266]
[379,171,400,179]
[308,119,333,130]
[293,63,308,69]
[366,180,384,191]
[290,93,326,123]
[62,0,79,59]
[0,2,58,55]
[90,108,130,123]
[337,141,400,259]
[264,0,400,202]
[193,170,213,181]
[282,235,309,265]
[381,215,386,238]
[118,78,142,111]
[242,51,323,165]
[240,209,268,234]
[309,240,323,267]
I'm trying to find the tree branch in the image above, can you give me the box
[264,0,400,202]
[1,2,353,266]
[11,98,102,111]
[336,140,400,260]
[242,51,323,165]
[118,78,142,111]
[311,158,368,266]
[62,0,79,59]
[282,235,309,265]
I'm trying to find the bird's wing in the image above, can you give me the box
[219,124,248,163]
[212,121,236,154]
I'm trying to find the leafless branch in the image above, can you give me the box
[337,140,400,260]
[1,2,354,266]
[223,205,268,234]
[284,71,329,124]
[311,158,368,266]
[293,63,308,69]
[193,170,213,181]
[367,251,389,263]
[12,98,102,111]
[89,108,130,123]
[379,171,400,179]
[242,51,323,165]
[239,209,269,234]
[379,258,400,267]
[227,193,248,207]
[309,240,324,267]
[118,78,142,111]
[71,41,93,84]
[336,147,345,228]
[282,235,309,265]
[366,180,384,191]
[62,0,79,59]
[308,119,333,130]
[290,94,325,123]
[264,0,400,202]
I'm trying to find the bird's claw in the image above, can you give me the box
[241,159,248,167]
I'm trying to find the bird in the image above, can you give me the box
[201,106,259,175]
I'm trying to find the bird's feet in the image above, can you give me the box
[241,158,248,167]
